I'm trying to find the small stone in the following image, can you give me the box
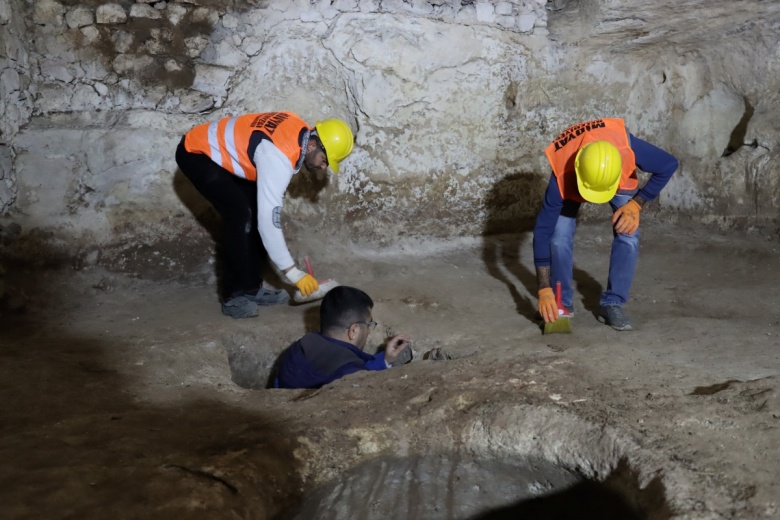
[166,3,187,25]
[80,25,101,43]
[94,82,109,96]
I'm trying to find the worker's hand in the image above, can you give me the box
[284,267,319,297]
[612,199,641,235]
[538,287,558,323]
[384,334,410,364]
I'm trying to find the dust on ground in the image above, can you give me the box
[1,222,778,519]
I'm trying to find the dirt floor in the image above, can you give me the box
[1,222,779,519]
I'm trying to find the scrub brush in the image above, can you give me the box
[543,281,572,335]
[291,256,341,304]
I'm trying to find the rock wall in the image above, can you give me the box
[0,0,33,213]
[1,0,778,268]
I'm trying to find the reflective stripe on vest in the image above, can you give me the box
[544,118,638,203]
[184,112,309,181]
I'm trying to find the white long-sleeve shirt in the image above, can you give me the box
[254,139,296,271]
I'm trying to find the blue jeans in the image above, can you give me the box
[549,191,640,309]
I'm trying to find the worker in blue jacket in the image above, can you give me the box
[274,286,410,389]
[534,118,678,331]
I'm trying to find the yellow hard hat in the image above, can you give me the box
[574,140,622,203]
[314,118,354,173]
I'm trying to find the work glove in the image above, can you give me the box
[612,199,641,235]
[285,267,319,297]
[538,287,558,323]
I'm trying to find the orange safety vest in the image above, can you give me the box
[184,112,311,181]
[544,118,637,203]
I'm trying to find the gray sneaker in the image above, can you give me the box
[598,305,633,331]
[222,296,259,319]
[245,287,290,306]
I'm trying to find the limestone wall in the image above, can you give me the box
[0,0,33,213]
[1,0,778,265]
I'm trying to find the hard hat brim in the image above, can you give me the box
[577,177,620,204]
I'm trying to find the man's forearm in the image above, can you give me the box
[536,266,551,290]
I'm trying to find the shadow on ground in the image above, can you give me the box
[481,173,606,322]
[0,315,303,520]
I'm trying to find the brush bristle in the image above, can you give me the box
[292,279,341,304]
[543,317,572,335]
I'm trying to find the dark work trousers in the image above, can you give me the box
[175,137,266,301]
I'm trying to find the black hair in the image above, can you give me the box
[320,286,374,335]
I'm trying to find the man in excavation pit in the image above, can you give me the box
[274,286,411,389]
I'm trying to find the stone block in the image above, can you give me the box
[496,15,515,28]
[221,13,239,29]
[33,0,65,26]
[184,35,209,58]
[475,2,495,23]
[163,59,181,72]
[80,25,101,44]
[176,90,214,113]
[191,7,218,26]
[209,39,246,68]
[166,3,188,25]
[130,3,161,20]
[0,1,11,25]
[96,4,127,24]
[495,2,513,16]
[517,13,536,32]
[140,28,175,55]
[69,83,102,110]
[1,67,20,96]
[191,63,231,97]
[112,54,154,75]
[111,30,134,53]
[65,6,94,28]
[94,82,109,96]
[39,59,75,83]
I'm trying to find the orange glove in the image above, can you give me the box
[612,199,641,235]
[538,287,558,323]
[285,267,319,297]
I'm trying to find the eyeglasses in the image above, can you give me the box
[352,320,377,331]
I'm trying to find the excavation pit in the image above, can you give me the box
[282,454,665,520]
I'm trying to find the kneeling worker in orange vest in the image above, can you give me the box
[175,112,354,318]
